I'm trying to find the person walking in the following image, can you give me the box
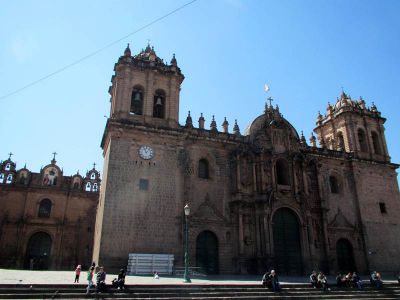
[86,266,95,294]
[74,265,81,283]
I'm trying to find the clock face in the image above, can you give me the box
[138,145,154,160]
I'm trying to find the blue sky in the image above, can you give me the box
[1,0,399,177]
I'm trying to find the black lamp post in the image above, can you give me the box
[183,203,191,283]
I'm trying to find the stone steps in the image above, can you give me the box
[0,283,398,299]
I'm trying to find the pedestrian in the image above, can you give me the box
[352,272,363,290]
[270,270,281,292]
[86,266,95,294]
[96,266,106,293]
[261,270,272,288]
[310,270,318,288]
[318,271,330,291]
[117,268,126,289]
[336,273,344,287]
[370,271,383,289]
[74,265,81,283]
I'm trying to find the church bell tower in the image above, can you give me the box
[93,44,185,270]
[314,91,390,162]
[108,43,184,128]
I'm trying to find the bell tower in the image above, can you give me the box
[314,91,390,162]
[108,43,184,128]
[93,44,185,270]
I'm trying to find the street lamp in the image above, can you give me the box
[183,203,191,283]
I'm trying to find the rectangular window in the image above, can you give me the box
[379,202,387,214]
[139,179,149,191]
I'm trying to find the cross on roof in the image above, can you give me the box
[8,152,13,160]
[93,162,96,169]
[52,152,57,160]
[267,97,274,107]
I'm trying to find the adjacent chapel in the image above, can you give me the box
[0,155,100,270]
[92,44,400,275]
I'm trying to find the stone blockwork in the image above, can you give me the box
[94,45,400,276]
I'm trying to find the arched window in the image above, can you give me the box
[276,159,290,185]
[38,199,52,218]
[93,182,98,192]
[153,90,165,119]
[329,176,339,194]
[371,131,382,155]
[85,182,91,191]
[6,174,13,184]
[90,172,96,180]
[198,159,209,179]
[130,87,144,115]
[337,132,345,151]
[5,163,11,171]
[0,173,4,183]
[358,129,368,152]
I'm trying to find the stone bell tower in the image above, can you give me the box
[314,91,390,162]
[93,44,185,270]
[108,43,184,128]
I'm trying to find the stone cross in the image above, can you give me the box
[267,97,274,107]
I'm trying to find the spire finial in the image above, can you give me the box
[124,43,131,57]
[185,111,193,128]
[51,152,57,164]
[210,115,217,131]
[198,113,205,129]
[8,152,13,160]
[233,119,241,136]
[170,53,177,66]
[93,162,96,170]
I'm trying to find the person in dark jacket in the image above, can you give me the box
[117,268,126,290]
[262,270,272,288]
[96,267,106,293]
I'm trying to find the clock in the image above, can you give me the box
[138,145,154,160]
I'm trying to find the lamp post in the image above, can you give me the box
[183,203,191,283]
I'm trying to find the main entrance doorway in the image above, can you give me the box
[272,208,303,275]
[196,230,219,274]
[336,238,356,272]
[24,232,52,270]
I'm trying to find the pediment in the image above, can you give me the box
[329,209,354,229]
[192,195,227,223]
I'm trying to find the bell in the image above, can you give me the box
[155,97,163,106]
[134,92,141,101]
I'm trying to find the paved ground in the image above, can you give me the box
[0,269,398,286]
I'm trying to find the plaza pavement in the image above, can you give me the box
[0,269,398,285]
[0,269,304,285]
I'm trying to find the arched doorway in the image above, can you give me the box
[24,232,52,270]
[336,238,356,273]
[272,208,303,275]
[196,230,219,274]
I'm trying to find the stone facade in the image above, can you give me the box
[0,156,100,270]
[93,44,400,275]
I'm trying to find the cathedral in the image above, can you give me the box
[1,43,400,275]
[92,44,400,275]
